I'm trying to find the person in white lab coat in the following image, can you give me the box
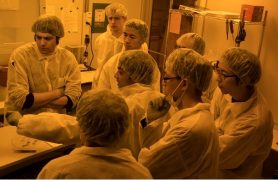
[138,48,219,178]
[115,49,172,157]
[93,3,127,86]
[98,18,160,91]
[5,15,81,117]
[37,89,152,179]
[210,47,274,178]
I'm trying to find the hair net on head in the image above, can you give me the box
[125,19,148,42]
[76,89,129,146]
[166,48,213,92]
[221,47,261,85]
[105,2,128,18]
[118,50,156,85]
[32,15,64,37]
[176,33,205,55]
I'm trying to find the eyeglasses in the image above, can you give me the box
[163,76,180,81]
[212,60,238,80]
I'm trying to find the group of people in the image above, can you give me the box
[3,2,274,179]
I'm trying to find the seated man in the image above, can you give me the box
[93,3,127,86]
[98,18,160,91]
[5,15,81,116]
[37,89,152,179]
[138,48,219,178]
[211,47,274,178]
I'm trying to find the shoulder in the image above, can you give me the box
[103,52,122,68]
[11,42,36,57]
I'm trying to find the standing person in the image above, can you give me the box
[37,89,152,179]
[211,47,274,178]
[98,18,160,91]
[5,15,81,117]
[93,3,128,86]
[138,48,219,178]
[176,32,205,55]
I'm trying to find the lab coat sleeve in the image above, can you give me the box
[210,87,222,120]
[97,58,112,89]
[152,64,161,92]
[17,112,80,144]
[218,117,259,169]
[6,51,30,110]
[63,52,82,108]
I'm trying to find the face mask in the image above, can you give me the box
[165,79,185,110]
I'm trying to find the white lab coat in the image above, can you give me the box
[93,26,124,86]
[5,42,81,114]
[97,48,161,92]
[211,87,274,178]
[38,146,152,179]
[119,83,172,158]
[17,112,80,144]
[138,103,219,179]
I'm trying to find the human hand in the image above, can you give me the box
[6,111,22,126]
[147,96,171,123]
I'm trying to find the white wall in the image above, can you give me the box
[0,0,39,44]
[200,0,278,128]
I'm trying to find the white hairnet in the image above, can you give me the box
[32,15,64,37]
[118,50,156,85]
[166,48,213,92]
[125,19,148,42]
[105,2,128,18]
[176,33,205,55]
[76,89,129,146]
[221,47,261,85]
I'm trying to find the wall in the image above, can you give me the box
[0,0,39,44]
[199,0,278,128]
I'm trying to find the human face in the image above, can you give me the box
[213,60,239,94]
[123,27,143,50]
[114,66,134,88]
[162,69,183,101]
[35,32,57,55]
[107,15,126,36]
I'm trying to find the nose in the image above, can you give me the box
[215,73,223,83]
[39,38,47,46]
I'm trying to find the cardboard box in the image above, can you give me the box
[241,4,264,22]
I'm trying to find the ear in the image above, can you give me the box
[181,79,188,91]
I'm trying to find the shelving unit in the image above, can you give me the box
[174,5,268,57]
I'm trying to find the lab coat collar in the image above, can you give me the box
[106,25,124,41]
[71,146,137,162]
[33,42,57,61]
[119,83,152,97]
[169,103,211,127]
[223,88,258,118]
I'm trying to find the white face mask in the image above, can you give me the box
[165,79,185,110]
